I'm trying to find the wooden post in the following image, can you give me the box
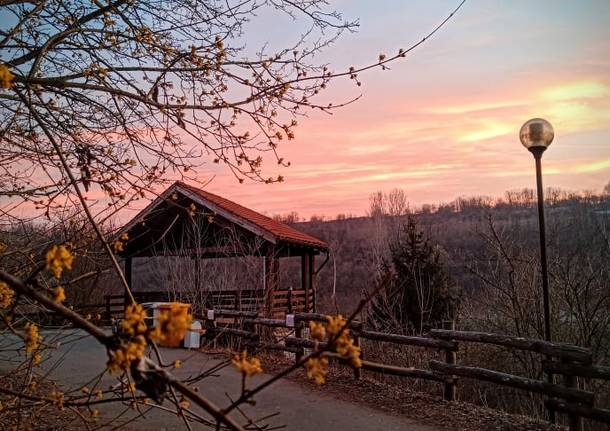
[443,320,457,402]
[295,321,303,364]
[301,254,311,313]
[124,257,132,310]
[561,359,583,431]
[310,254,315,313]
[353,333,361,380]
[264,255,272,316]
[264,250,279,317]
[243,314,257,354]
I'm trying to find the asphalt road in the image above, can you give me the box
[1,330,437,430]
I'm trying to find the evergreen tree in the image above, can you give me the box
[370,216,460,334]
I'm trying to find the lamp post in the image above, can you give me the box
[519,118,554,345]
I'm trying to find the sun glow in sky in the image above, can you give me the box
[143,1,610,219]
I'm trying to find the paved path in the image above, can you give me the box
[1,330,437,430]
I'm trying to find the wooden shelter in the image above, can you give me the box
[115,181,329,316]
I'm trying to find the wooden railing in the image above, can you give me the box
[97,288,312,320]
[271,288,314,316]
[200,309,610,431]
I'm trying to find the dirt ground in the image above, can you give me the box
[260,352,566,431]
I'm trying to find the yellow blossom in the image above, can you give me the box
[0,64,14,89]
[113,240,124,253]
[0,281,14,308]
[121,303,148,336]
[32,352,42,366]
[231,351,262,376]
[24,322,41,353]
[305,357,328,385]
[172,359,182,369]
[45,245,74,279]
[336,335,362,368]
[178,396,190,410]
[309,321,326,341]
[95,389,104,400]
[188,203,196,217]
[53,286,66,303]
[51,390,64,410]
[106,335,147,374]
[325,315,361,368]
[91,409,100,418]
[326,315,346,337]
[150,303,191,345]
[120,232,129,241]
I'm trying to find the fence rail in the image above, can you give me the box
[199,308,610,431]
[429,329,592,363]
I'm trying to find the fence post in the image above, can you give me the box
[205,309,217,349]
[295,321,303,364]
[443,320,457,402]
[353,331,361,380]
[560,359,583,431]
[243,314,257,354]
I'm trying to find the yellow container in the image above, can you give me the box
[155,302,191,348]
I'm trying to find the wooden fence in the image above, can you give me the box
[199,308,610,431]
[93,288,313,321]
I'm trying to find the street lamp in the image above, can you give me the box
[519,118,554,344]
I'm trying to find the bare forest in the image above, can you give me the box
[289,187,610,421]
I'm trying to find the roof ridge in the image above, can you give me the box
[178,181,277,222]
[175,181,328,249]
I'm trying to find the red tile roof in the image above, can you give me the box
[177,182,328,250]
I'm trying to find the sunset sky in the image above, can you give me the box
[159,1,610,219]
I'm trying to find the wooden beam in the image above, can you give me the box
[545,399,610,425]
[243,318,286,327]
[349,358,448,383]
[430,360,594,404]
[356,329,457,350]
[430,329,592,363]
[285,336,327,350]
[200,309,258,319]
[543,360,610,380]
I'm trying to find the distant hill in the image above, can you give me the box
[292,194,610,315]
